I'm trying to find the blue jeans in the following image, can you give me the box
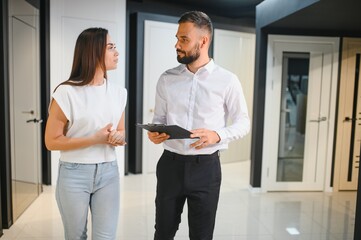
[56,160,120,240]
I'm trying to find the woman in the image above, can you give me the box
[45,27,127,240]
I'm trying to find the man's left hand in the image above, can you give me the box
[190,129,220,150]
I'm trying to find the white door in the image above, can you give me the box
[142,20,179,173]
[213,29,255,163]
[262,35,339,191]
[10,16,42,220]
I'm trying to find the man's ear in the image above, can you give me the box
[201,35,209,48]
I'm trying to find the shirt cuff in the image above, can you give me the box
[215,129,227,144]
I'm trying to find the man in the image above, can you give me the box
[147,11,250,240]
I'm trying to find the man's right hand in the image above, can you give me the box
[147,131,170,144]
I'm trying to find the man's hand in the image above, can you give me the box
[147,131,170,144]
[190,128,220,150]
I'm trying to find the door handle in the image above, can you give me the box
[310,117,327,122]
[344,116,357,122]
[26,118,43,123]
[281,108,291,113]
[22,110,34,115]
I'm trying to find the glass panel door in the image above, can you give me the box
[262,35,339,191]
[277,53,309,182]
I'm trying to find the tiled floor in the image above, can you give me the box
[1,161,356,240]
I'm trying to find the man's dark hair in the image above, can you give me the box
[178,11,213,42]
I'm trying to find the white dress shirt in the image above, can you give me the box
[152,59,250,155]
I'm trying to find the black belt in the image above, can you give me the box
[163,149,220,161]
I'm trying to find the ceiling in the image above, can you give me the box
[141,0,265,19]
[263,0,361,35]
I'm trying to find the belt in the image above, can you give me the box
[163,149,220,161]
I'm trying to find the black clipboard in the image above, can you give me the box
[136,123,193,139]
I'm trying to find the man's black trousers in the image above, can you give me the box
[154,150,222,240]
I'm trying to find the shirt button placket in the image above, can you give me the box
[185,75,197,150]
[187,75,197,127]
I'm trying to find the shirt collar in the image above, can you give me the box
[179,58,215,74]
[203,58,215,73]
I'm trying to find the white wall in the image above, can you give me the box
[50,0,127,185]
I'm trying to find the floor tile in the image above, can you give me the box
[1,161,356,240]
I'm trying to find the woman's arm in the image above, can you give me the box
[44,99,112,150]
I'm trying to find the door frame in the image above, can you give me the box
[0,0,50,229]
[261,35,339,192]
[39,0,51,186]
[0,0,12,229]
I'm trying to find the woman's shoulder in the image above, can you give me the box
[53,83,70,93]
[107,80,127,93]
[53,82,84,98]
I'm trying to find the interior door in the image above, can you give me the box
[334,38,361,191]
[213,29,255,164]
[142,20,179,173]
[262,35,339,191]
[10,15,42,220]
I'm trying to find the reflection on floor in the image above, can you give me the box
[11,180,39,221]
[2,161,356,240]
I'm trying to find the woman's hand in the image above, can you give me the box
[92,123,114,144]
[108,129,126,146]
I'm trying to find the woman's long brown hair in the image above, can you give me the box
[55,27,108,90]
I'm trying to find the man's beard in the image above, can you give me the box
[176,44,200,64]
